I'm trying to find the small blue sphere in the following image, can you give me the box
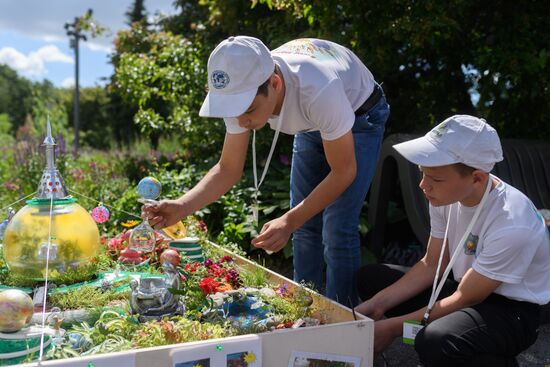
[137,177,161,200]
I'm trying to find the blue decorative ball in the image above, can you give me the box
[137,177,161,200]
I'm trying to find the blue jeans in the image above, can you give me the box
[291,93,389,307]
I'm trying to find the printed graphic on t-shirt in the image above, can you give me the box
[463,233,478,256]
[273,39,342,62]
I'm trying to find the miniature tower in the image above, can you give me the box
[36,117,68,199]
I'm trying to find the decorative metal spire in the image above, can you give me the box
[36,116,69,199]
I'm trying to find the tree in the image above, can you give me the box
[112,24,223,152]
[0,64,33,130]
[111,0,550,143]
[252,0,550,139]
[125,0,148,27]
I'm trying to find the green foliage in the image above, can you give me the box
[113,24,226,153]
[0,64,33,129]
[0,113,13,146]
[238,262,270,288]
[132,317,232,348]
[252,0,550,138]
[49,286,130,310]
[125,0,148,26]
[264,286,313,322]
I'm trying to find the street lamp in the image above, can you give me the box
[64,9,91,157]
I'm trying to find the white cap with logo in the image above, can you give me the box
[393,115,503,172]
[199,36,275,118]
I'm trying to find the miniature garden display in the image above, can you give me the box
[0,120,335,366]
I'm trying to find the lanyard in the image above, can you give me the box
[422,176,493,325]
[252,119,282,225]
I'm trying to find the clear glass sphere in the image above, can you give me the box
[128,219,156,253]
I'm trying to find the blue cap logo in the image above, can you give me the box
[211,70,230,89]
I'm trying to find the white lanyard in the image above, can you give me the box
[422,176,493,325]
[252,119,282,225]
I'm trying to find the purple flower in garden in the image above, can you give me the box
[276,282,288,296]
[3,181,20,191]
[89,161,97,170]
[279,154,291,166]
[203,258,213,267]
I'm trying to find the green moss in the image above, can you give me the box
[49,286,130,310]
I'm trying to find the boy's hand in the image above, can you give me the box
[354,299,385,321]
[142,199,186,229]
[251,216,293,253]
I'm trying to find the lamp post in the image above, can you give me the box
[64,9,91,157]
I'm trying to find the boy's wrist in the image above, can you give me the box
[282,210,302,232]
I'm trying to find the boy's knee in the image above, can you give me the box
[414,323,452,367]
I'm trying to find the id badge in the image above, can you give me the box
[403,320,423,345]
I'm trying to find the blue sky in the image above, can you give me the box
[0,0,177,88]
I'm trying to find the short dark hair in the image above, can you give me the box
[256,65,280,97]
[453,163,477,177]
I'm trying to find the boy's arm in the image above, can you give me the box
[374,267,501,353]
[178,131,250,213]
[145,132,249,228]
[355,236,448,319]
[251,130,357,251]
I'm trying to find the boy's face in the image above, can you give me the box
[419,165,478,207]
[236,75,281,130]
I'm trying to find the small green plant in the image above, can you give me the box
[238,262,270,288]
[49,286,130,310]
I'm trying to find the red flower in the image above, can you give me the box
[199,277,220,295]
[184,263,200,273]
[199,220,207,232]
[108,238,124,251]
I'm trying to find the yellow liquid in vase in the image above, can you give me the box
[3,201,100,279]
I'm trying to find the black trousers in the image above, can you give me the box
[356,264,541,367]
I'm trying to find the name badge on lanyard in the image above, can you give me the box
[403,320,423,345]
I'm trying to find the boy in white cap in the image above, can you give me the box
[355,115,550,366]
[143,36,390,306]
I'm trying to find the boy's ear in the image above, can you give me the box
[272,73,282,91]
[472,170,487,184]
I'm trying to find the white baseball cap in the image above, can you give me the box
[393,115,503,172]
[199,36,275,118]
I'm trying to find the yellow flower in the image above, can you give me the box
[243,352,257,364]
[121,220,140,228]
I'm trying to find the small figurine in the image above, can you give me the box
[129,263,185,322]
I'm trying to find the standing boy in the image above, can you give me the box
[355,115,550,366]
[144,36,390,306]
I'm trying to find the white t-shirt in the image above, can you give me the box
[430,176,550,305]
[224,38,375,141]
